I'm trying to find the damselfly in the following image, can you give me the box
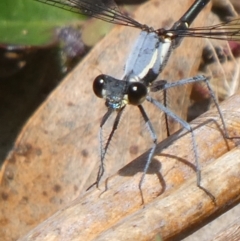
[36,0,240,198]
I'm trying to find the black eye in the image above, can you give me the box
[93,74,105,98]
[127,82,147,105]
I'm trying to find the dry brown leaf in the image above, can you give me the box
[18,93,240,241]
[3,0,239,240]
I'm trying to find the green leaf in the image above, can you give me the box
[0,0,85,46]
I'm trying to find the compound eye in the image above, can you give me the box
[93,74,105,98]
[127,82,147,105]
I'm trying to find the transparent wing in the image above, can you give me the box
[171,18,240,41]
[36,0,144,28]
[36,1,240,41]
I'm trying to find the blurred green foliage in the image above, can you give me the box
[0,0,85,46]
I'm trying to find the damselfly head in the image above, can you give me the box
[93,74,127,109]
[93,74,148,109]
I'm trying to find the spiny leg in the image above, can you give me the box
[163,88,171,137]
[86,107,125,190]
[137,105,158,204]
[98,107,126,187]
[146,93,215,201]
[159,75,230,139]
[151,79,173,137]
